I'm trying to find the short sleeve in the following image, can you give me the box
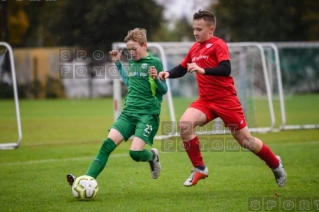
[215,41,230,63]
[180,44,197,68]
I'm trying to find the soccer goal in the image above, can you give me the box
[274,42,319,130]
[0,42,22,150]
[112,42,283,137]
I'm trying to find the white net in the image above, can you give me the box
[153,42,276,134]
[112,41,319,136]
[113,42,276,136]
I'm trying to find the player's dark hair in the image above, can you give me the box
[193,10,216,27]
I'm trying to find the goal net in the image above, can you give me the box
[274,42,319,130]
[112,42,279,138]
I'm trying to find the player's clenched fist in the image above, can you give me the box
[148,66,158,80]
[109,50,123,63]
[158,71,170,81]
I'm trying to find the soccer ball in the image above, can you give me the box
[71,175,99,200]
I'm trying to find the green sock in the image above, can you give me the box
[86,138,116,178]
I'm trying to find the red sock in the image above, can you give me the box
[183,136,204,167]
[255,143,279,169]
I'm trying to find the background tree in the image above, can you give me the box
[152,17,194,42]
[174,17,194,41]
[47,0,163,52]
[22,1,62,47]
[0,1,29,46]
[210,0,319,42]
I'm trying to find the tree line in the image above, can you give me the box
[1,0,318,50]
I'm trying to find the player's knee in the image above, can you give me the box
[178,121,192,134]
[129,150,143,162]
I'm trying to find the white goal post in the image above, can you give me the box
[260,42,286,131]
[111,42,286,137]
[0,42,22,149]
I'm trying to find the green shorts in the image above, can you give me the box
[111,112,160,146]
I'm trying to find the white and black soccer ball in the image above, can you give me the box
[71,175,99,200]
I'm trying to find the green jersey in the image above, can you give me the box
[115,53,167,115]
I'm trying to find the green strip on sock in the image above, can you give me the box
[86,138,116,178]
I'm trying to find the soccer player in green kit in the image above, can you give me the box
[67,28,167,186]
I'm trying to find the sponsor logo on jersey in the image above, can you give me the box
[192,55,209,62]
[128,63,149,77]
[206,43,213,48]
[141,63,148,70]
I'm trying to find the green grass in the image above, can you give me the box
[1,97,319,212]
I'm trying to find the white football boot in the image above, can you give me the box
[272,156,287,187]
[149,148,161,179]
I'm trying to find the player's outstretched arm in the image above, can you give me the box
[115,62,129,86]
[158,65,188,81]
[158,71,170,81]
[109,50,129,86]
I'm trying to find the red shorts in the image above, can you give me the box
[189,96,247,131]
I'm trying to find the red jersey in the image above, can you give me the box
[180,36,237,100]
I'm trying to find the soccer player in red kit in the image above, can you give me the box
[158,10,287,187]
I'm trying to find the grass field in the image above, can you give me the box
[1,97,319,212]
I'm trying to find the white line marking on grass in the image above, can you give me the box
[269,141,319,146]
[0,153,128,166]
[1,141,317,166]
[22,140,102,147]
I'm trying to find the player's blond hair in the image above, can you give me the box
[193,10,216,27]
[124,28,147,46]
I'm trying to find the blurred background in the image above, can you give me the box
[1,2,319,208]
[0,0,318,99]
